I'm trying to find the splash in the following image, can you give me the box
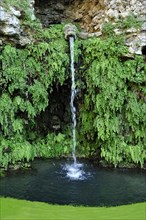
[64,163,85,180]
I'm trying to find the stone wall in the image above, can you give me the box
[66,0,146,54]
[66,0,145,32]
[0,0,146,54]
[0,0,35,46]
[34,0,146,55]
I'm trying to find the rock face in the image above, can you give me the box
[34,0,66,26]
[0,1,35,46]
[34,0,146,55]
[65,0,146,54]
[0,0,146,54]
[0,6,21,37]
[35,0,145,32]
[28,0,36,20]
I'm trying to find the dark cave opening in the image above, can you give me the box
[34,0,73,27]
[141,45,146,55]
[35,80,71,136]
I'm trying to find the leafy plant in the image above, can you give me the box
[0,14,145,169]
[0,24,71,169]
[117,14,142,29]
[2,0,32,20]
[77,32,146,167]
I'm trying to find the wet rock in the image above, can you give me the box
[19,36,32,46]
[51,115,61,131]
[106,8,119,19]
[126,27,139,33]
[126,32,146,54]
[99,0,105,7]
[114,28,122,35]
[9,6,21,17]
[78,31,102,39]
[0,2,35,46]
[0,6,21,37]
[9,162,31,171]
[141,22,146,31]
[35,0,66,26]
[9,164,21,170]
[54,3,65,11]
[28,0,36,20]
[34,0,146,55]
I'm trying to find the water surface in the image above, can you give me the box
[0,159,146,206]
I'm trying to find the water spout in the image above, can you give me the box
[64,24,77,40]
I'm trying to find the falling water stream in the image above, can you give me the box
[70,36,77,164]
[65,36,85,180]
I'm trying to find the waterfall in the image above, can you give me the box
[69,36,77,164]
[63,24,86,180]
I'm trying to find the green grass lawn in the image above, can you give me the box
[0,197,146,220]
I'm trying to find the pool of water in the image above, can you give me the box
[0,159,146,206]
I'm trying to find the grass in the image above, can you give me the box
[0,197,146,220]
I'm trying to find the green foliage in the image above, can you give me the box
[0,15,145,169]
[2,0,32,21]
[0,133,71,169]
[102,15,142,37]
[0,24,71,169]
[41,24,65,39]
[117,15,142,29]
[3,0,28,8]
[102,22,115,36]
[35,133,71,158]
[1,0,42,31]
[0,135,34,169]
[0,25,69,136]
[78,33,146,167]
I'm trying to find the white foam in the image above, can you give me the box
[64,163,85,180]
